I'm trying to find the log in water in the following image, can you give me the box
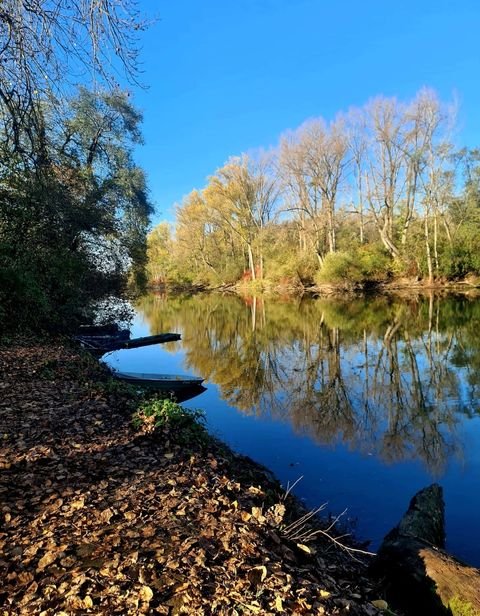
[371,484,480,615]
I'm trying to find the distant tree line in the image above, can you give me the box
[0,1,151,330]
[148,89,480,289]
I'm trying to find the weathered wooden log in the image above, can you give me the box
[120,333,181,349]
[78,332,181,354]
[370,484,480,615]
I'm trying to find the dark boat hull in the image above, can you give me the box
[77,323,126,336]
[75,330,130,345]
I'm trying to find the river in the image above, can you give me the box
[103,291,480,566]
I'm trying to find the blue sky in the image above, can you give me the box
[133,0,480,224]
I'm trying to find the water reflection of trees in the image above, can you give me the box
[137,292,480,474]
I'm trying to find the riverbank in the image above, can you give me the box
[154,275,480,299]
[0,337,385,615]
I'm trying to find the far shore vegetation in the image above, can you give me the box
[147,89,480,294]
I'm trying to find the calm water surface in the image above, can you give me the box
[104,292,480,566]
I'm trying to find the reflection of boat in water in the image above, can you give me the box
[170,384,207,403]
[112,371,204,392]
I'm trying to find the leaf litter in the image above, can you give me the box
[0,338,386,615]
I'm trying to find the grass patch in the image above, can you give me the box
[132,398,208,446]
[448,596,478,616]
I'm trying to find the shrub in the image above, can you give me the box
[315,245,392,285]
[316,251,363,284]
[356,244,392,279]
[132,398,207,445]
[264,251,318,287]
[295,254,319,285]
[438,237,480,279]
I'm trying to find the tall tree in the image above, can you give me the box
[363,97,408,258]
[147,223,173,285]
[174,190,226,281]
[408,90,453,281]
[344,108,369,244]
[279,118,348,265]
[205,155,278,280]
[0,0,147,153]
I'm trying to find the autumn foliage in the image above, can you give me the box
[0,339,382,614]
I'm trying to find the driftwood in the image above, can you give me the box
[120,333,181,349]
[78,332,181,355]
[371,484,480,615]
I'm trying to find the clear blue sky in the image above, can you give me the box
[133,0,480,224]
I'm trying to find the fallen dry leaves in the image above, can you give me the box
[0,338,384,615]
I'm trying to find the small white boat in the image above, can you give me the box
[113,371,204,391]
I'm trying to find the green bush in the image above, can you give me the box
[294,254,319,285]
[438,235,480,279]
[356,244,392,279]
[265,260,299,286]
[315,245,392,285]
[263,248,318,286]
[316,251,363,284]
[132,398,207,446]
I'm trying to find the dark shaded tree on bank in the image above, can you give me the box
[0,89,152,330]
[0,1,151,331]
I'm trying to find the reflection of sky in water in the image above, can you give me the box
[104,312,187,375]
[103,297,480,566]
